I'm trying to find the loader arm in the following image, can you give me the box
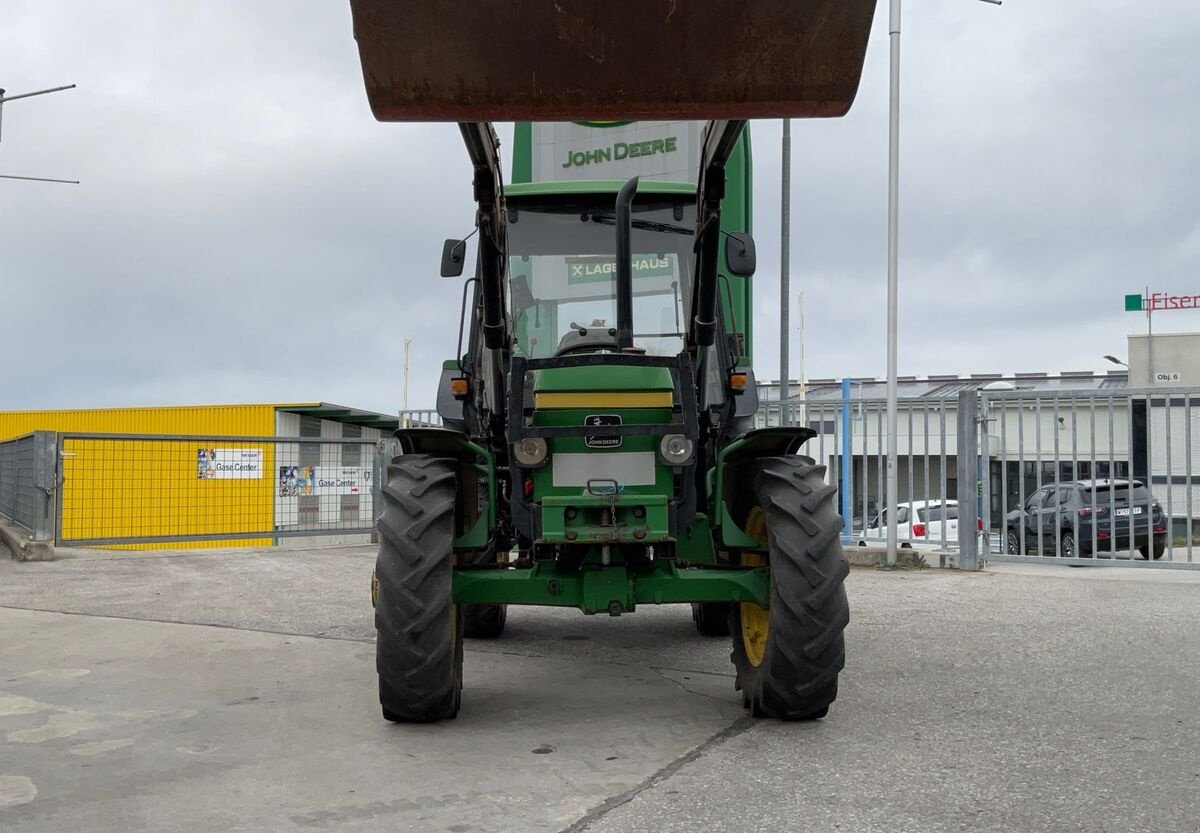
[458,122,508,351]
[689,119,747,351]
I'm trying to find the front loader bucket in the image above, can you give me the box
[349,0,878,122]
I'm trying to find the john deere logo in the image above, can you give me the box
[562,136,679,169]
[573,120,633,128]
[584,414,622,449]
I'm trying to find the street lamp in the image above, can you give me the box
[1103,355,1129,368]
[0,83,78,185]
[884,0,1001,566]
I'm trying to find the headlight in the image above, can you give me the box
[658,434,694,466]
[513,437,548,466]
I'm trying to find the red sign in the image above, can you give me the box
[1143,292,1200,311]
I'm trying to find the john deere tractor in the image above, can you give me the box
[349,0,878,722]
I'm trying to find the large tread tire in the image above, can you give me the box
[375,455,463,722]
[730,456,850,720]
[692,602,732,637]
[462,604,508,639]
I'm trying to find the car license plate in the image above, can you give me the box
[1115,507,1143,517]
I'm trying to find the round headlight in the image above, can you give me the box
[659,434,694,466]
[513,437,548,466]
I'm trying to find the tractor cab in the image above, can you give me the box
[505,185,697,361]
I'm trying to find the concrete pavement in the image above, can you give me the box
[1,546,1197,832]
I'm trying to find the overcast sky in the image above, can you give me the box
[3,1,1198,414]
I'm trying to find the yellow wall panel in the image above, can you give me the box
[0,405,297,550]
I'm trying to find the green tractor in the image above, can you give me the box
[349,0,878,722]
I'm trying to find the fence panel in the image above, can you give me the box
[757,387,1200,568]
[981,388,1199,569]
[0,431,56,540]
[398,410,443,428]
[755,396,966,554]
[56,433,383,548]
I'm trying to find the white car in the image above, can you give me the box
[857,500,975,551]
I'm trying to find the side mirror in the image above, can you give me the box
[725,232,756,277]
[440,239,466,277]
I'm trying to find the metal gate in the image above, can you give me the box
[979,388,1198,568]
[54,433,392,548]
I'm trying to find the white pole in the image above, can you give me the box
[884,0,1000,564]
[402,338,412,428]
[885,0,902,566]
[1146,285,1154,386]
[780,118,792,426]
[797,291,806,427]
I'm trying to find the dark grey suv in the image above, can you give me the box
[1005,479,1167,559]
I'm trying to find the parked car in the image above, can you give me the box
[857,500,977,551]
[1004,479,1167,559]
[838,493,880,533]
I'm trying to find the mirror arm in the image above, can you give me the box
[688,120,745,349]
[458,122,509,350]
[456,277,479,375]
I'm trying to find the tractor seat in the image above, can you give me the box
[555,325,621,356]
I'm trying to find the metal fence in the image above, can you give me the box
[2,391,1193,562]
[756,387,1200,569]
[755,396,971,555]
[53,433,389,548]
[0,431,56,541]
[398,410,442,428]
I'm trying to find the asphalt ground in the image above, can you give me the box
[1,545,1197,832]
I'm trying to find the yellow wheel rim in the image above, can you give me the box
[370,570,379,608]
[740,507,770,668]
[740,596,769,667]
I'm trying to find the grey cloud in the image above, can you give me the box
[2,1,1197,414]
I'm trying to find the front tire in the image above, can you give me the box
[730,457,850,720]
[375,455,463,722]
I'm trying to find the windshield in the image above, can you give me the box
[506,198,696,358]
[919,505,958,523]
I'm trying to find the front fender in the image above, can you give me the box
[393,428,496,550]
[710,427,817,549]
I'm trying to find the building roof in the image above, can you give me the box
[757,371,1128,403]
[276,403,400,431]
[0,402,401,433]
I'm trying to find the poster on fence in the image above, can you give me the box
[197,448,264,479]
[274,465,374,528]
[315,466,371,495]
[278,466,370,497]
[278,465,317,497]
